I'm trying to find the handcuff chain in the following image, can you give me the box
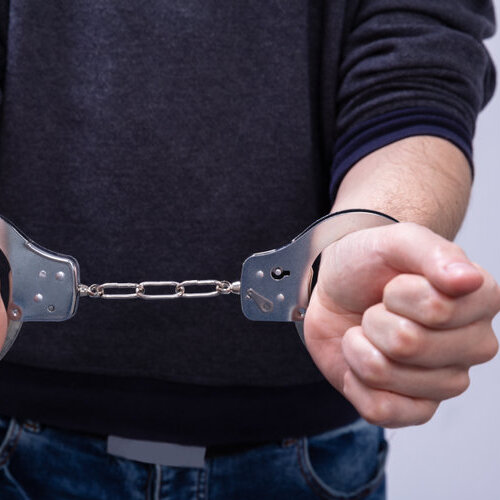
[78,280,241,300]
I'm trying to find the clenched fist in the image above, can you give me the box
[305,222,500,427]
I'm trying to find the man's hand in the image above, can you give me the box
[304,222,500,427]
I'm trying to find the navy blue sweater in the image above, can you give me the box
[0,0,494,444]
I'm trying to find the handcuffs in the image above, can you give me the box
[0,209,397,360]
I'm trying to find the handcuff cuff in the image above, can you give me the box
[0,209,397,360]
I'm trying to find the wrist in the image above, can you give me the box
[331,136,471,239]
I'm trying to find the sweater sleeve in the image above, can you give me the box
[329,0,496,198]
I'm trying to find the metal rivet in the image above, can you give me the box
[39,270,47,278]
[256,270,264,278]
[56,271,65,281]
[277,293,285,302]
[47,305,55,312]
[34,294,43,303]
[11,308,20,318]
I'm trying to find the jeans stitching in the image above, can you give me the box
[196,469,201,500]
[3,466,31,500]
[0,419,22,468]
[196,468,207,500]
[297,438,337,500]
[297,436,382,500]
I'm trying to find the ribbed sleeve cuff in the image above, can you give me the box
[329,108,473,201]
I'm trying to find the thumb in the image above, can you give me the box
[377,223,483,297]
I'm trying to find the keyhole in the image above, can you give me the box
[271,267,290,280]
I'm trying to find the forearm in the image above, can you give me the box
[330,0,494,240]
[331,136,472,240]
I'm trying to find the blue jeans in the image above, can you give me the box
[0,416,387,499]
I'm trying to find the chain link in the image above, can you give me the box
[78,280,241,300]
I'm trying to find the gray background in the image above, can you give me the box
[387,4,500,499]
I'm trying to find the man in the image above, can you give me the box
[0,1,498,499]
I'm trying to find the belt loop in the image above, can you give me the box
[0,419,23,467]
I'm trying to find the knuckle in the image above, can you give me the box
[389,318,422,360]
[422,293,454,327]
[449,241,465,256]
[458,371,471,394]
[362,304,378,322]
[476,331,499,364]
[361,304,385,331]
[447,370,470,398]
[488,333,499,359]
[359,349,389,387]
[433,241,465,262]
[383,274,407,299]
[341,326,358,351]
[397,222,424,240]
[413,401,439,426]
[492,283,500,313]
[479,272,500,314]
[383,274,422,314]
[384,273,416,295]
[360,397,393,426]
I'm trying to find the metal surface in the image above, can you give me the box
[239,210,398,338]
[78,280,241,299]
[0,216,79,360]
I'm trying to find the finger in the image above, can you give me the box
[303,288,354,391]
[342,326,471,400]
[374,223,483,297]
[343,369,439,427]
[362,303,499,368]
[383,273,500,329]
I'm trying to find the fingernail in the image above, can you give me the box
[444,262,477,276]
